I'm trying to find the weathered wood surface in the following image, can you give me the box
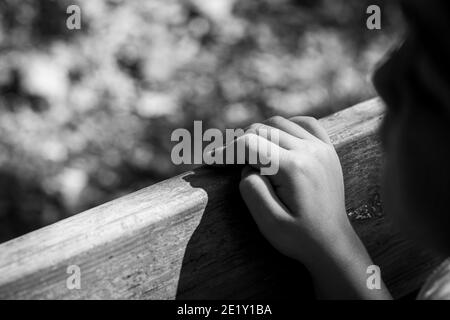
[0,98,443,299]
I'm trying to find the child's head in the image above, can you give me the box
[373,0,450,254]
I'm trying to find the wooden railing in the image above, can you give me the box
[0,98,443,299]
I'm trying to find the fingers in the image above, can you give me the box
[262,115,331,144]
[213,130,286,173]
[239,166,290,225]
[207,116,330,171]
[246,123,305,150]
[289,116,331,144]
[262,116,319,141]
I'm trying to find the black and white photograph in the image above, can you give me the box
[0,0,450,307]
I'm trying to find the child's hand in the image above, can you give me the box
[237,116,352,266]
[217,116,391,299]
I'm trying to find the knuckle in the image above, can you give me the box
[243,132,258,145]
[309,143,328,158]
[265,115,285,126]
[247,123,264,133]
[284,153,305,171]
[302,116,320,126]
[289,147,324,169]
[310,143,338,166]
[289,116,320,130]
[318,142,335,155]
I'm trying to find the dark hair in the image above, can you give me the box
[373,0,450,254]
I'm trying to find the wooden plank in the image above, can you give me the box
[0,98,443,299]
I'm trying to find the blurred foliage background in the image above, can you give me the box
[0,0,403,242]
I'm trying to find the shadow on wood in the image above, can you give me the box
[176,167,314,299]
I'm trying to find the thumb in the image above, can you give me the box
[239,166,290,228]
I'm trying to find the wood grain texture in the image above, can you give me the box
[0,98,443,299]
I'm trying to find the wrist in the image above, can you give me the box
[299,221,367,274]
